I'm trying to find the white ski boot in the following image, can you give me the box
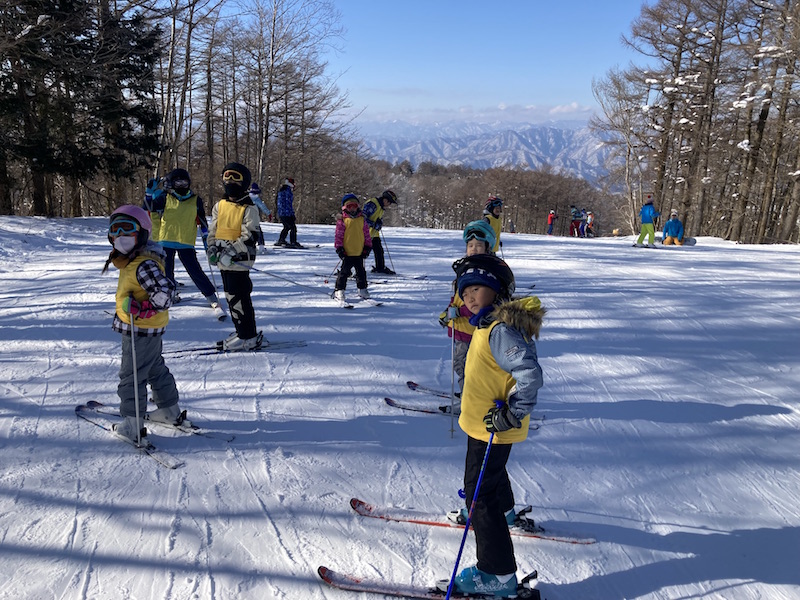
[113,415,147,445]
[147,404,184,426]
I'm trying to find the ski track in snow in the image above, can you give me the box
[1,217,800,599]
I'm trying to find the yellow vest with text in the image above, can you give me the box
[343,215,367,256]
[459,320,530,444]
[115,254,169,329]
[485,213,502,253]
[158,193,199,246]
[149,213,163,242]
[215,200,247,241]
[364,198,384,238]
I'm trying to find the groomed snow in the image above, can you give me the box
[1,216,798,599]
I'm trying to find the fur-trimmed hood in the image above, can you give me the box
[485,296,546,340]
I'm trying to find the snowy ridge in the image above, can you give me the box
[1,216,799,599]
[358,120,611,181]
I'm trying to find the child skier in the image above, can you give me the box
[547,210,557,235]
[569,205,581,237]
[578,208,588,237]
[482,196,503,253]
[662,209,684,245]
[207,162,262,351]
[635,195,661,247]
[334,194,372,303]
[102,205,184,444]
[442,253,545,598]
[585,210,596,237]
[362,189,398,274]
[157,168,224,318]
[275,177,301,248]
[439,220,496,400]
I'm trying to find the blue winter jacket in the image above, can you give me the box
[639,203,660,225]
[662,217,684,241]
[469,298,546,422]
[276,185,294,217]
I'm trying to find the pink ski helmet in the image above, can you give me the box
[109,205,152,248]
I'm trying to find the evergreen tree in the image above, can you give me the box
[0,0,161,215]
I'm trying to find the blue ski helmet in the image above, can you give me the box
[462,220,497,250]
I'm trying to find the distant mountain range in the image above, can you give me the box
[355,120,612,183]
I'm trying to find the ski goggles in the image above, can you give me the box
[222,169,245,183]
[463,227,491,244]
[108,218,140,236]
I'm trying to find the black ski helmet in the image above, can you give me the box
[454,254,515,301]
[165,168,191,196]
[222,162,252,199]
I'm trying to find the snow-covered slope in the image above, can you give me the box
[1,216,799,599]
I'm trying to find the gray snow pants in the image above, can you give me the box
[118,333,179,418]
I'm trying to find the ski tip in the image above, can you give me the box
[349,497,370,512]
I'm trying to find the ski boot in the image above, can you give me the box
[113,415,147,445]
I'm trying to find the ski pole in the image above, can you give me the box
[324,259,342,284]
[450,328,456,439]
[202,238,227,316]
[444,401,502,600]
[235,261,339,299]
[128,301,142,447]
[380,229,395,272]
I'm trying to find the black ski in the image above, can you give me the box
[406,380,453,399]
[385,397,457,416]
[75,404,184,469]
[318,566,541,599]
[163,339,306,356]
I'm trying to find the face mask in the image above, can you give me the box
[113,235,137,254]
[224,182,246,199]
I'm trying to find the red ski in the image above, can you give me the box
[350,497,595,545]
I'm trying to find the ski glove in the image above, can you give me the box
[438,305,460,328]
[360,248,371,259]
[207,245,220,265]
[336,247,346,259]
[145,178,160,197]
[484,403,521,433]
[208,244,235,266]
[122,296,158,320]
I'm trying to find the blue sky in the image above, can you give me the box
[324,0,648,124]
